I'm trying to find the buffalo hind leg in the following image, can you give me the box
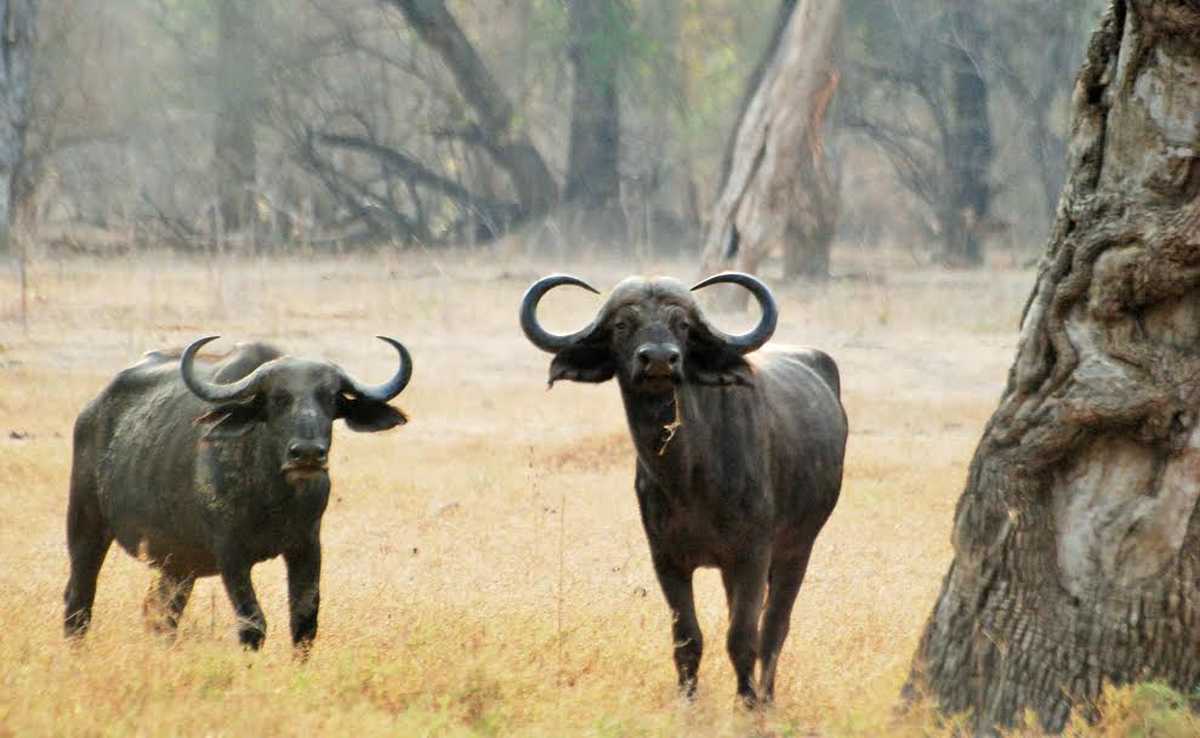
[722,555,770,707]
[143,569,194,638]
[758,540,817,703]
[652,556,703,698]
[63,489,112,639]
[220,563,266,649]
[284,544,321,656]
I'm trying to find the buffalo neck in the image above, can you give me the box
[616,379,706,479]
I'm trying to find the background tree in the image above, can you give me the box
[700,0,842,285]
[839,1,1104,264]
[622,0,697,253]
[4,0,784,251]
[982,2,1098,242]
[303,0,560,243]
[907,1,1200,733]
[563,0,628,243]
[841,0,992,266]
[0,0,37,253]
[213,0,259,239]
[13,0,1106,261]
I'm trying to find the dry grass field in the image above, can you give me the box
[1,246,1193,737]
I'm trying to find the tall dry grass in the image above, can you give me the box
[1,246,1190,736]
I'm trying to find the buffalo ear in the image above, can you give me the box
[686,328,756,387]
[196,399,265,440]
[549,343,616,386]
[338,395,408,432]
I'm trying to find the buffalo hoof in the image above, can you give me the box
[678,679,699,702]
[238,628,265,651]
[736,690,761,710]
[63,614,90,641]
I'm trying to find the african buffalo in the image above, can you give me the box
[63,336,411,651]
[520,273,847,705]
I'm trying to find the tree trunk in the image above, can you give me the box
[564,0,626,241]
[783,68,839,280]
[214,0,258,238]
[908,2,1200,734]
[385,0,558,220]
[940,2,993,267]
[700,0,841,291]
[0,0,36,253]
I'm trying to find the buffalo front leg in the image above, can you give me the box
[284,544,321,654]
[651,556,703,698]
[758,542,815,703]
[721,554,770,707]
[63,489,112,639]
[143,569,195,638]
[220,563,266,650]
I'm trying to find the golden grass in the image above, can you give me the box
[0,246,1183,736]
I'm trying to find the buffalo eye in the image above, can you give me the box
[613,320,628,333]
[670,312,691,335]
[270,393,291,411]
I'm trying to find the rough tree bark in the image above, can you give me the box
[0,0,36,253]
[701,0,841,289]
[384,0,558,219]
[908,2,1200,734]
[214,0,258,236]
[564,0,627,241]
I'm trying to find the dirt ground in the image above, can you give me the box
[0,245,1033,736]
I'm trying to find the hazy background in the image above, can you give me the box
[15,0,1103,266]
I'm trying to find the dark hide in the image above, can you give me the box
[63,343,407,651]
[532,276,847,705]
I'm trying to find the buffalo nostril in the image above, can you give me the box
[288,443,327,463]
[637,348,652,365]
[667,350,680,365]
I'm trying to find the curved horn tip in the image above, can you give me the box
[374,335,404,349]
[689,271,767,292]
[185,335,222,351]
[181,335,222,367]
[527,274,600,295]
[343,336,413,402]
[519,275,603,354]
[374,336,413,365]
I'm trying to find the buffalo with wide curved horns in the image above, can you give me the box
[64,336,412,651]
[520,272,847,705]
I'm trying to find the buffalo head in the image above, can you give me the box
[520,272,777,392]
[180,336,412,481]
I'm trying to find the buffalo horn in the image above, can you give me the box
[180,335,269,403]
[690,272,778,354]
[339,336,413,402]
[519,274,601,353]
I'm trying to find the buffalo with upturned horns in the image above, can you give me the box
[64,336,412,651]
[521,273,847,705]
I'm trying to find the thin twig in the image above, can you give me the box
[657,388,684,456]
